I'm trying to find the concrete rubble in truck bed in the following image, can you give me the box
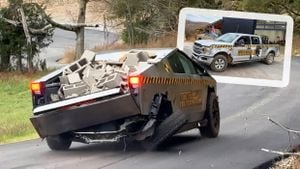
[57,50,155,99]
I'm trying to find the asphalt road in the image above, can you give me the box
[1,59,299,169]
[184,43,284,80]
[40,29,118,68]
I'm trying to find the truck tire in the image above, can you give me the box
[200,92,220,138]
[264,52,275,65]
[46,134,72,151]
[142,111,187,150]
[210,55,228,72]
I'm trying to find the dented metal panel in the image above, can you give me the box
[31,93,140,138]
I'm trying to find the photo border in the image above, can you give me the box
[177,8,294,88]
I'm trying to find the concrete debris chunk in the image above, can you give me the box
[63,57,90,76]
[122,50,150,67]
[59,76,69,85]
[83,76,97,87]
[103,73,123,89]
[96,78,107,88]
[105,65,114,75]
[67,73,82,84]
[80,50,96,62]
[58,50,150,98]
[62,81,89,98]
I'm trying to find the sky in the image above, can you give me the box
[186,14,222,23]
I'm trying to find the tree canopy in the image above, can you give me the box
[243,0,300,33]
[0,0,53,71]
[106,0,222,45]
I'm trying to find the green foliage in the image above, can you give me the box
[0,73,42,143]
[106,0,222,45]
[121,20,150,44]
[243,0,300,33]
[0,0,53,71]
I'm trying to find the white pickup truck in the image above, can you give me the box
[192,33,280,72]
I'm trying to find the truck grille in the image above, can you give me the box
[193,43,204,54]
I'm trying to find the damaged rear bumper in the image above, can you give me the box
[30,93,140,138]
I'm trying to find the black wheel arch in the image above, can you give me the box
[267,50,276,56]
[214,52,233,64]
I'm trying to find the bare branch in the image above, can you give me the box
[65,23,100,28]
[268,117,300,134]
[27,3,100,32]
[30,24,53,34]
[0,16,20,26]
[261,148,300,156]
[270,1,300,16]
[0,15,53,34]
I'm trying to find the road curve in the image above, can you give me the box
[40,29,119,68]
[1,58,300,169]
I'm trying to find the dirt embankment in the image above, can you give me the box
[0,0,114,28]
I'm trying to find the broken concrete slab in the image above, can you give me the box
[80,50,96,62]
[105,65,114,75]
[123,53,139,67]
[63,58,90,75]
[90,84,103,93]
[62,81,89,98]
[96,78,107,88]
[67,73,82,84]
[93,62,106,70]
[59,76,69,85]
[121,50,150,67]
[103,73,123,89]
[83,76,97,88]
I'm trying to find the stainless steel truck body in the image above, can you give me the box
[30,48,220,150]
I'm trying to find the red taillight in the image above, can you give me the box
[30,82,43,95]
[129,76,139,85]
[128,76,142,88]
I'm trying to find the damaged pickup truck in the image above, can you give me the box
[30,49,220,151]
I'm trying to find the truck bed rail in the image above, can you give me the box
[33,88,121,114]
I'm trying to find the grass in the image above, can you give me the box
[0,72,48,144]
[59,48,76,64]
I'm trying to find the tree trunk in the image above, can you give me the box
[19,6,33,72]
[27,45,33,71]
[126,2,134,46]
[75,0,88,60]
[0,52,10,71]
[75,28,85,60]
[17,53,23,72]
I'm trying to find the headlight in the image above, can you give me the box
[203,47,212,55]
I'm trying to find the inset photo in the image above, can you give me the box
[177,8,294,87]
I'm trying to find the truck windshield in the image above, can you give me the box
[216,33,239,43]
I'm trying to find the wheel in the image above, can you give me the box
[46,134,72,151]
[263,52,275,65]
[142,111,187,150]
[200,92,220,138]
[210,55,228,72]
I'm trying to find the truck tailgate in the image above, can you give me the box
[33,88,121,114]
[30,93,140,138]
